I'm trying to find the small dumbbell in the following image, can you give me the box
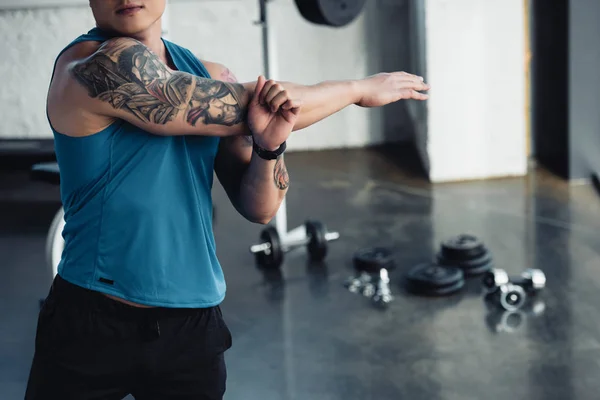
[482,268,546,294]
[514,268,546,293]
[250,220,339,269]
[482,268,545,311]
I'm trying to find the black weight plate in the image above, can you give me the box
[440,234,487,261]
[353,247,394,274]
[305,220,328,261]
[405,263,463,290]
[437,251,493,276]
[255,226,283,269]
[295,0,367,27]
[406,275,465,296]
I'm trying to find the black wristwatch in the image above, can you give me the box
[253,140,287,160]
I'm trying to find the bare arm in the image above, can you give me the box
[241,79,360,131]
[60,37,252,137]
[240,72,429,132]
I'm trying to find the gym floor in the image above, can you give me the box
[2,145,600,400]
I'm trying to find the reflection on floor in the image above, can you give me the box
[2,146,600,400]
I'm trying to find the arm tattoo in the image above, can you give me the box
[273,156,290,190]
[218,67,253,146]
[220,68,239,84]
[71,38,248,127]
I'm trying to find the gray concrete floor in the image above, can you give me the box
[2,146,600,399]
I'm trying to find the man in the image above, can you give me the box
[25,0,430,399]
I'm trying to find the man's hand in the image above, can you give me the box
[248,76,302,151]
[355,72,430,108]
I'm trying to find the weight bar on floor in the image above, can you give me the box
[250,220,339,269]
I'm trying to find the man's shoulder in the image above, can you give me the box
[194,58,224,80]
[195,58,237,82]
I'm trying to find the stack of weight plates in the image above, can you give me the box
[435,234,493,276]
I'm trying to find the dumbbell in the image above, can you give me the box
[249,220,339,269]
[482,268,546,311]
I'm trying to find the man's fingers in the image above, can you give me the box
[400,89,429,101]
[397,79,430,92]
[280,106,301,123]
[281,99,302,111]
[396,71,425,82]
[253,76,267,105]
[264,83,285,106]
[270,91,293,112]
[412,90,429,100]
[259,79,277,105]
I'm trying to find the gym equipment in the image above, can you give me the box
[352,247,394,273]
[345,247,394,306]
[250,220,340,269]
[294,0,367,27]
[436,234,493,276]
[517,268,547,292]
[483,268,546,294]
[482,268,546,311]
[482,268,509,293]
[31,162,64,279]
[405,263,465,296]
[495,283,527,312]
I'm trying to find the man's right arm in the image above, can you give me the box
[55,37,252,137]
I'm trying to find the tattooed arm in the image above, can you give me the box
[50,37,252,138]
[208,63,291,224]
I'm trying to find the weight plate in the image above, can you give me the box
[352,247,394,274]
[440,234,488,262]
[437,251,493,276]
[406,273,465,296]
[255,226,284,269]
[295,0,367,28]
[305,220,328,261]
[406,263,461,287]
[405,263,463,291]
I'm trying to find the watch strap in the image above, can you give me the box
[253,140,287,160]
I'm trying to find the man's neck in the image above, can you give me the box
[127,22,167,63]
[99,20,168,64]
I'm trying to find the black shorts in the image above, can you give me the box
[25,275,233,400]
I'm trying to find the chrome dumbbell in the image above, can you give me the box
[250,220,339,269]
[516,268,546,293]
[482,268,546,311]
[483,268,546,294]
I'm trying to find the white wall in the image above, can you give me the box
[0,0,417,151]
[0,7,95,140]
[425,0,528,182]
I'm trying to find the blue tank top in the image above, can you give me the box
[50,28,225,308]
